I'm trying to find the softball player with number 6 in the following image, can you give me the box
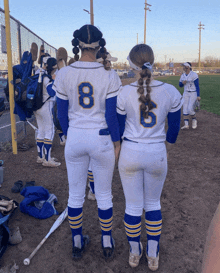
[54,24,121,260]
[117,44,183,270]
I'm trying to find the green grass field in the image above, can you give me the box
[159,75,220,115]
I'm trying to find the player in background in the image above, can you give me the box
[54,24,121,260]
[34,57,61,167]
[179,62,201,129]
[87,50,122,201]
[117,44,183,270]
[201,202,220,273]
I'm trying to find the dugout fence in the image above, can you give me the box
[0,7,57,71]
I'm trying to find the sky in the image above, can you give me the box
[0,0,220,64]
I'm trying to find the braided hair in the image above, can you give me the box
[71,24,109,70]
[129,44,154,119]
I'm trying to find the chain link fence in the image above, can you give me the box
[0,7,57,71]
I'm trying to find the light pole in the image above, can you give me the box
[83,0,94,25]
[90,0,94,25]
[144,0,151,44]
[198,21,204,73]
[4,0,17,154]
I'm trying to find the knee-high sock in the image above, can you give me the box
[88,170,95,194]
[44,139,52,161]
[98,208,113,248]
[124,213,142,255]
[145,210,162,258]
[36,139,44,158]
[68,207,83,248]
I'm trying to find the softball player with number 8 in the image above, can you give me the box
[117,44,183,270]
[54,24,121,260]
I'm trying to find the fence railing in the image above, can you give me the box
[0,7,58,70]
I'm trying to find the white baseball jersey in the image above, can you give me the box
[117,80,183,144]
[179,71,198,92]
[53,61,121,129]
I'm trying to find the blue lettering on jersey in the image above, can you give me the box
[140,100,157,128]
[78,82,94,109]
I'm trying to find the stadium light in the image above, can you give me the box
[198,22,205,73]
[144,0,152,44]
[83,0,94,25]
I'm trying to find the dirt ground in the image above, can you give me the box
[0,78,220,273]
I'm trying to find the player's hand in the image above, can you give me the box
[182,80,187,85]
[197,96,201,101]
[114,141,121,164]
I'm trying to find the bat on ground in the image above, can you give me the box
[23,207,68,266]
[26,120,38,131]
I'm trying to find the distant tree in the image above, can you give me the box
[203,56,220,67]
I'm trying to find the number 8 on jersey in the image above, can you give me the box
[78,82,94,109]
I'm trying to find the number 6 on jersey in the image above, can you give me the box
[140,101,157,128]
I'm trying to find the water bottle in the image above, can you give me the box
[0,160,3,187]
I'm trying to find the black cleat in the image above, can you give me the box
[72,235,90,259]
[102,237,115,260]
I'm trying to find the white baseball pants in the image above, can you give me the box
[66,127,115,210]
[34,100,55,141]
[118,141,167,216]
[182,91,197,116]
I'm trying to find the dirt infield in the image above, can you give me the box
[0,78,220,272]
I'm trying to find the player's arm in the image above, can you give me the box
[117,113,126,141]
[46,80,56,97]
[56,97,69,136]
[116,86,127,141]
[194,78,201,100]
[166,109,181,155]
[166,109,181,143]
[105,96,121,161]
[179,75,186,87]
[201,203,220,273]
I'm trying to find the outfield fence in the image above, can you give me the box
[0,7,57,71]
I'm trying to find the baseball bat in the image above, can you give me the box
[26,120,38,131]
[23,207,68,266]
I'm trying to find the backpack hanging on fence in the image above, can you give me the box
[26,72,52,112]
[13,51,52,120]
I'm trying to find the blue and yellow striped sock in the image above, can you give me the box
[36,139,44,158]
[68,207,83,248]
[98,208,113,248]
[88,170,95,194]
[145,210,162,258]
[44,139,52,161]
[124,213,142,255]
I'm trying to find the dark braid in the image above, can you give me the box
[72,38,79,61]
[72,30,80,61]
[99,38,109,71]
[129,44,154,119]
